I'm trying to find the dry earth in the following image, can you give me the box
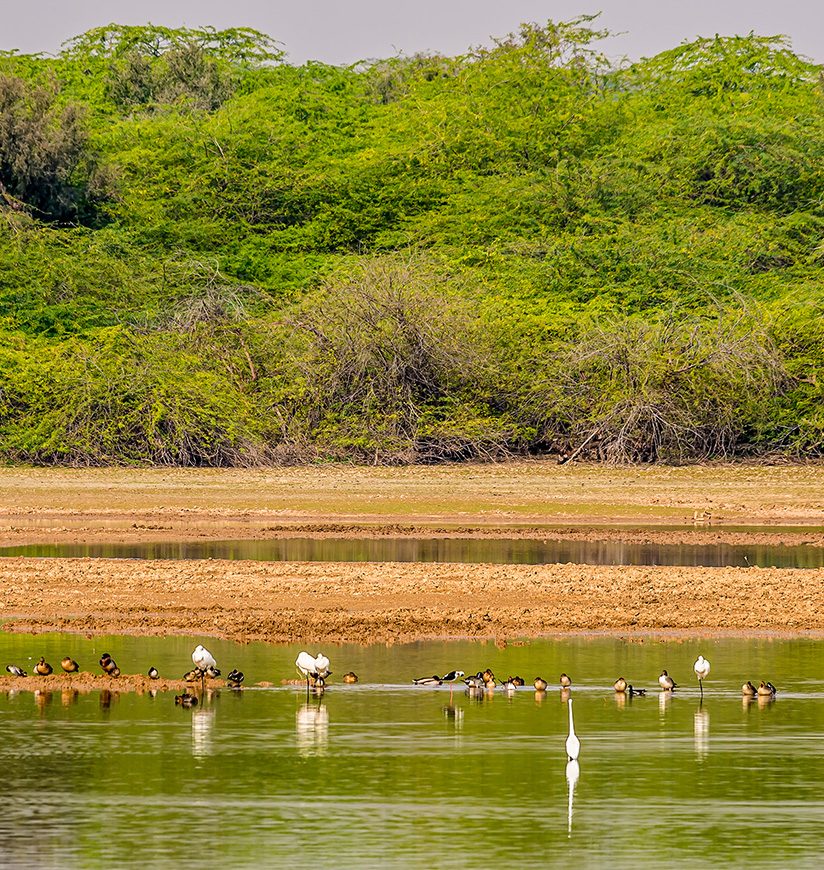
[0,464,821,646]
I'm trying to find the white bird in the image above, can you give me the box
[693,655,710,698]
[192,645,217,693]
[565,697,580,761]
[296,651,331,690]
[192,645,217,671]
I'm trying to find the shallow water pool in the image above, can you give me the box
[0,634,822,868]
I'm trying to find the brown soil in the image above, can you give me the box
[0,465,821,645]
[2,558,822,645]
[0,671,222,693]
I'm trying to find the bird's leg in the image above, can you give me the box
[699,679,703,699]
[200,668,206,697]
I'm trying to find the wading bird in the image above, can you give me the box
[565,698,580,761]
[5,664,26,677]
[614,677,627,693]
[61,657,79,674]
[34,657,53,676]
[694,655,710,698]
[296,652,331,691]
[343,672,359,684]
[193,644,217,693]
[560,673,572,689]
[659,670,676,691]
[147,667,159,680]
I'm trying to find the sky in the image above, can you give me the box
[1,1,822,65]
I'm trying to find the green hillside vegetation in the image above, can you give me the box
[0,18,822,465]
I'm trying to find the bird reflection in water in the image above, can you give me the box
[658,690,672,717]
[694,706,709,761]
[560,687,571,704]
[534,690,547,706]
[99,689,119,712]
[61,689,79,708]
[192,707,215,758]
[296,700,329,757]
[34,689,53,716]
[566,759,580,838]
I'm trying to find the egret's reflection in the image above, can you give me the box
[296,700,329,757]
[192,707,215,758]
[566,759,580,838]
[694,706,709,760]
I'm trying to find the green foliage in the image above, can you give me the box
[0,21,822,464]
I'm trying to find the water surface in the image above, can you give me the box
[0,634,822,867]
[1,536,822,567]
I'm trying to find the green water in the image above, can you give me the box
[2,536,823,567]
[1,634,822,868]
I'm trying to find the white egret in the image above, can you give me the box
[565,697,580,761]
[693,655,710,698]
[658,670,676,691]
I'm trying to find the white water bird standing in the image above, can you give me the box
[192,645,217,693]
[693,655,710,698]
[565,697,580,761]
[296,651,331,691]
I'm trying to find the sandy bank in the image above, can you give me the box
[2,558,822,644]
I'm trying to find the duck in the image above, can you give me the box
[343,672,359,684]
[34,657,53,676]
[501,677,518,691]
[413,675,442,686]
[742,681,757,697]
[204,665,221,679]
[313,676,326,691]
[227,669,245,688]
[147,667,159,680]
[482,669,495,683]
[757,681,777,697]
[628,685,646,697]
[534,677,548,691]
[614,677,628,693]
[464,673,485,690]
[512,676,525,687]
[658,670,676,691]
[175,692,198,708]
[99,654,119,676]
[183,669,201,682]
[560,673,572,688]
[61,657,80,673]
[5,664,26,677]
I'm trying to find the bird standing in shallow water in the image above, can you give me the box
[565,698,580,761]
[193,644,218,693]
[35,657,53,676]
[296,651,331,691]
[659,670,676,691]
[560,673,572,689]
[694,655,710,698]
[61,657,79,674]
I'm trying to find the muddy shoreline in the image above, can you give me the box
[2,558,822,645]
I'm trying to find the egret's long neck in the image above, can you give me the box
[568,701,575,735]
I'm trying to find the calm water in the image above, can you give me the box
[1,634,822,868]
[1,537,822,567]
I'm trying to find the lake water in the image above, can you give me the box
[1,536,822,568]
[0,634,822,867]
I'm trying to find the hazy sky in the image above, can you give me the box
[1,1,822,64]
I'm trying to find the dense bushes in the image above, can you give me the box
[0,21,822,464]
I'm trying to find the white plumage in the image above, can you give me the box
[192,644,217,671]
[694,654,710,697]
[296,651,330,681]
[565,698,580,761]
